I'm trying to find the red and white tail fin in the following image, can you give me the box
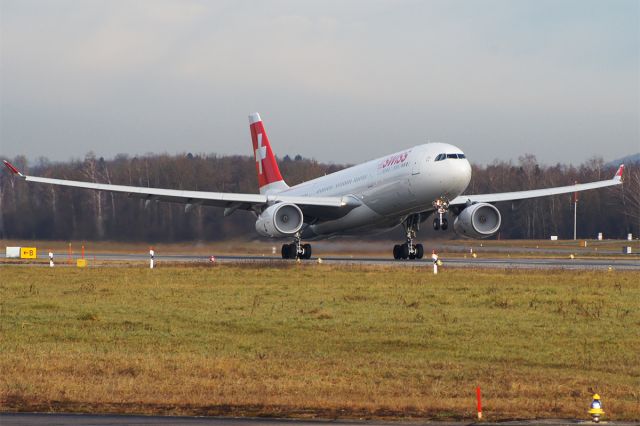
[249,113,289,194]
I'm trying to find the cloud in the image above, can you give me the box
[1,0,638,165]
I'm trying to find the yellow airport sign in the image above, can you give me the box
[20,247,37,259]
[77,259,87,268]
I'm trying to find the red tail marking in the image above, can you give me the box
[615,164,624,178]
[249,113,284,189]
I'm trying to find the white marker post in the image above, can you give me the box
[573,186,578,240]
[431,251,439,275]
[49,251,54,268]
[149,248,155,269]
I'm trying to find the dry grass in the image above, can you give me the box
[1,264,639,421]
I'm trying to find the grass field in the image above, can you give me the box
[1,264,639,421]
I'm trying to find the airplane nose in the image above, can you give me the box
[462,159,471,183]
[437,158,471,197]
[453,159,472,193]
[461,159,471,188]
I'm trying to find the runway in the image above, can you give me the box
[171,253,638,270]
[6,251,638,270]
[2,413,637,426]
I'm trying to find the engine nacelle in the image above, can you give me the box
[255,203,304,238]
[453,202,501,239]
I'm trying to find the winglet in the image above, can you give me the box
[3,160,25,177]
[613,164,624,183]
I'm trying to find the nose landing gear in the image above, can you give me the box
[432,198,450,231]
[433,218,448,230]
[393,214,425,260]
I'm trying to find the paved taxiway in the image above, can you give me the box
[2,413,638,426]
[7,251,638,270]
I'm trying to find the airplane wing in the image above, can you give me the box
[450,164,624,206]
[2,160,360,218]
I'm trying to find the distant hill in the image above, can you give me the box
[607,152,640,167]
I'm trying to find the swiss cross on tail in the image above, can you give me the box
[255,133,267,174]
[249,113,288,194]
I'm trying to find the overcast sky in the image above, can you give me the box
[1,0,638,166]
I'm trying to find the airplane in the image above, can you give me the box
[3,112,624,260]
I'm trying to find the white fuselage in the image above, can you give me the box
[276,143,472,239]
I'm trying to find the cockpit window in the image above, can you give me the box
[435,153,465,161]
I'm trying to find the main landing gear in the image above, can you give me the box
[393,214,425,260]
[432,198,449,231]
[281,234,312,259]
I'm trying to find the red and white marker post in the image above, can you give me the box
[431,250,439,274]
[476,386,483,419]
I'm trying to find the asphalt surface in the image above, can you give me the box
[1,413,636,426]
[5,252,639,270]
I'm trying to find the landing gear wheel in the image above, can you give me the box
[433,219,440,230]
[302,244,312,259]
[416,244,424,259]
[441,218,448,230]
[393,244,401,260]
[283,238,312,260]
[282,243,297,259]
[401,243,410,260]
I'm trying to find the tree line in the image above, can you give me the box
[1,153,637,242]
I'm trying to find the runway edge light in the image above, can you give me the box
[588,393,604,423]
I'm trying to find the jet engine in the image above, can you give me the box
[453,203,501,239]
[255,203,304,238]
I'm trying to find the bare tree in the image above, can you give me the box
[82,153,104,239]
